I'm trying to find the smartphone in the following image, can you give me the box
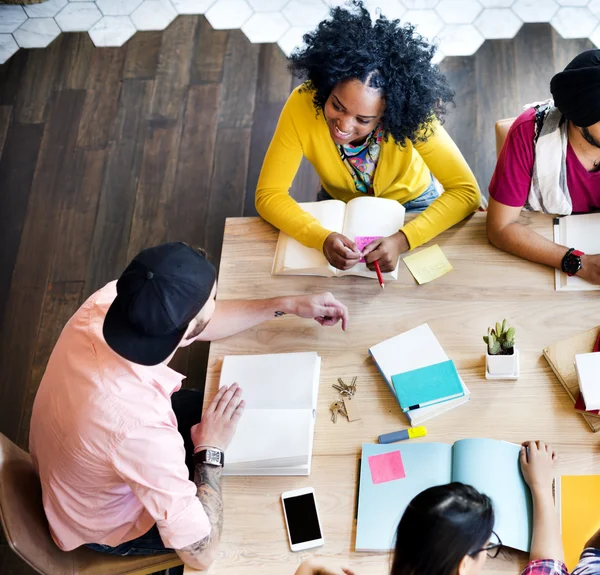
[281,487,324,552]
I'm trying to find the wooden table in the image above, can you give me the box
[200,212,600,575]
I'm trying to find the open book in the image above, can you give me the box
[369,324,470,425]
[218,352,321,476]
[356,439,533,552]
[272,196,405,279]
[554,214,600,290]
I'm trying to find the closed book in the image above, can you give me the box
[391,360,464,412]
[574,392,600,415]
[575,352,600,410]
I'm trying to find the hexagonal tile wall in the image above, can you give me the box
[13,17,61,47]
[2,0,600,65]
[88,15,137,45]
[0,5,28,34]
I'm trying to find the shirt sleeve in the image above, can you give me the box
[255,92,333,251]
[489,111,536,208]
[401,121,481,249]
[520,559,569,575]
[111,422,211,550]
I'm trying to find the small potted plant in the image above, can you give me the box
[483,319,519,380]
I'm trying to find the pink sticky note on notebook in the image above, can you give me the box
[368,451,406,484]
[355,236,382,262]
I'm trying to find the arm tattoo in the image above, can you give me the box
[274,310,286,317]
[179,463,223,555]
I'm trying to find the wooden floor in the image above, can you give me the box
[0,18,593,573]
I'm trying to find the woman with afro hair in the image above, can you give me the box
[255,1,481,273]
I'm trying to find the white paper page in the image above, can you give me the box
[275,200,346,275]
[556,214,600,291]
[576,353,600,410]
[219,352,320,410]
[225,409,312,464]
[369,324,448,390]
[338,197,406,279]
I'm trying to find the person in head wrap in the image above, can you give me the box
[487,49,600,284]
[28,242,349,573]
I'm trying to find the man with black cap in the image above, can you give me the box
[487,49,600,284]
[29,242,348,572]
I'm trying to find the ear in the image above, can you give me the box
[457,554,472,575]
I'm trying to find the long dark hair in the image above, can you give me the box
[391,483,494,575]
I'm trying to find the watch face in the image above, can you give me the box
[206,449,222,465]
[564,252,582,275]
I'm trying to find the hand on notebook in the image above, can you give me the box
[576,254,600,285]
[323,232,361,270]
[520,440,558,493]
[361,232,409,273]
[288,293,349,330]
[191,383,245,451]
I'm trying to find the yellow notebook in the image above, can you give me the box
[557,475,600,571]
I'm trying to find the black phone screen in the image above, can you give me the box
[283,492,322,544]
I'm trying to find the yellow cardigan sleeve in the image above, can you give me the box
[401,122,481,249]
[255,93,332,251]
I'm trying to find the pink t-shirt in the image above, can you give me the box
[29,281,210,551]
[489,108,600,212]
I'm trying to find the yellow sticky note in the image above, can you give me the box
[561,475,600,571]
[402,245,453,285]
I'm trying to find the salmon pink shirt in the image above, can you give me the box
[29,281,210,551]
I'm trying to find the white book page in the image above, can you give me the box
[219,352,320,410]
[576,353,600,409]
[273,200,346,276]
[556,214,600,291]
[338,197,405,280]
[225,409,312,464]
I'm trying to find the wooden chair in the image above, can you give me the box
[495,117,517,158]
[0,432,183,575]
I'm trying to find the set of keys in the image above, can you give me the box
[330,377,361,423]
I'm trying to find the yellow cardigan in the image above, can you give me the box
[255,85,481,251]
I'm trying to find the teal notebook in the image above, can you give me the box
[391,359,464,412]
[355,439,533,553]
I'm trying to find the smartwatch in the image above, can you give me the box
[193,448,224,468]
[561,248,584,276]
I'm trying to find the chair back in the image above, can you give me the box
[495,118,517,158]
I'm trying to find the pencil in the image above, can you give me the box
[374,260,385,290]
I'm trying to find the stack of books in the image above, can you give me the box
[369,324,470,425]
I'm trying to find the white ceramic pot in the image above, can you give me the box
[486,347,518,377]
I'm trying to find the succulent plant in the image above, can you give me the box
[483,319,515,356]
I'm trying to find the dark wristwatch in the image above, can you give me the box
[561,248,584,276]
[193,448,224,467]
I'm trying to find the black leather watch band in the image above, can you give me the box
[193,448,224,468]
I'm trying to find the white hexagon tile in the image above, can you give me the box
[2,0,600,65]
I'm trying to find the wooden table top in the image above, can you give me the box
[198,212,600,575]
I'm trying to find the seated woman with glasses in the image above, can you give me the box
[295,440,600,575]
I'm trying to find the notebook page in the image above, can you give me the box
[338,196,405,279]
[452,439,532,552]
[225,409,312,464]
[274,200,346,276]
[219,352,320,410]
[557,214,600,291]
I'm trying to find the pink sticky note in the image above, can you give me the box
[368,451,406,484]
[355,236,382,262]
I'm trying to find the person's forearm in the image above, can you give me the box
[487,220,566,269]
[176,463,223,569]
[529,487,564,563]
[196,297,294,341]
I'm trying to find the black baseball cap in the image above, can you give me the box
[103,242,216,366]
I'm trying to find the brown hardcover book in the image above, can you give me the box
[543,326,600,432]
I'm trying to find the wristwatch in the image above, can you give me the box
[193,448,224,467]
[561,248,585,276]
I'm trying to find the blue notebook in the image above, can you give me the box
[355,440,533,553]
[391,360,464,412]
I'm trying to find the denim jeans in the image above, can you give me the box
[85,388,204,568]
[316,174,440,212]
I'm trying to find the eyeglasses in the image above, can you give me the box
[470,530,503,559]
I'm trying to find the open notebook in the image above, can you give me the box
[218,352,321,476]
[356,439,533,552]
[272,196,405,279]
[369,324,470,425]
[554,214,600,291]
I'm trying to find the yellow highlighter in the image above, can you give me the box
[378,426,427,444]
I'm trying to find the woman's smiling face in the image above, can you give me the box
[323,78,386,146]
